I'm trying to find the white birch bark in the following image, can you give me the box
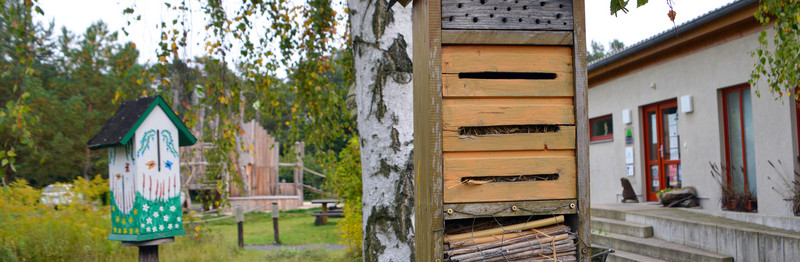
[349,0,415,260]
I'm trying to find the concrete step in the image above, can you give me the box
[607,249,669,262]
[592,217,653,238]
[591,207,627,221]
[592,231,733,262]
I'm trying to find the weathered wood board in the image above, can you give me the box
[441,0,574,30]
[443,98,574,127]
[443,45,573,73]
[442,74,573,97]
[443,125,575,151]
[443,150,576,203]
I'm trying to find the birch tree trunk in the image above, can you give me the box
[349,0,415,260]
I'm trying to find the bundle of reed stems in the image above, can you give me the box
[444,215,576,262]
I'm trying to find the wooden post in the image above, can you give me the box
[235,205,244,248]
[293,142,305,203]
[271,202,280,244]
[122,237,174,262]
[139,246,158,262]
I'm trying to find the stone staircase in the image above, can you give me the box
[591,203,800,261]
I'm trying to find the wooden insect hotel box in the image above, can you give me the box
[88,95,197,242]
[412,0,589,260]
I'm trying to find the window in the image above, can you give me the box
[590,115,613,142]
[722,84,756,194]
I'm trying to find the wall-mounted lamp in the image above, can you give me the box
[680,95,693,113]
[622,109,632,124]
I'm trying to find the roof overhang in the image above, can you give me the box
[587,0,761,87]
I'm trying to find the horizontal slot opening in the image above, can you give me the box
[461,174,559,185]
[458,72,557,80]
[459,125,560,136]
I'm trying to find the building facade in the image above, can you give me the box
[588,0,798,217]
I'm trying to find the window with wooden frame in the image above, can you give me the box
[589,115,613,142]
[721,84,756,195]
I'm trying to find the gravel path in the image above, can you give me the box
[245,244,345,251]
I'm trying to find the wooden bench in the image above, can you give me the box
[311,199,341,225]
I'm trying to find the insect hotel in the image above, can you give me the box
[88,96,197,243]
[411,0,589,260]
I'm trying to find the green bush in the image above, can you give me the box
[323,136,362,257]
[0,176,242,261]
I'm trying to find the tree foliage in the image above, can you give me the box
[121,0,353,206]
[751,1,800,99]
[587,39,625,63]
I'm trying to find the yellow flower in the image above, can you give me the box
[129,217,133,223]
[133,209,138,215]
[115,217,120,223]
[121,219,126,225]
[135,229,140,234]
[194,226,200,232]
[112,206,115,211]
[123,228,128,234]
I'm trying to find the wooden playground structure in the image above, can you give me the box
[180,120,332,211]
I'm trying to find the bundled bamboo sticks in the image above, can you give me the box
[444,215,576,262]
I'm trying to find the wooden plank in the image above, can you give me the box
[444,150,576,178]
[572,0,590,260]
[442,74,573,98]
[443,45,573,73]
[443,126,575,152]
[441,0,573,30]
[443,98,574,127]
[413,0,444,259]
[443,151,576,203]
[442,30,573,45]
[443,199,576,220]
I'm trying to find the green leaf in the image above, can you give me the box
[637,0,648,7]
[1,159,7,167]
[34,6,44,15]
[10,163,15,172]
[123,8,134,14]
[7,149,15,157]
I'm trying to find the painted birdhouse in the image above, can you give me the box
[88,95,197,242]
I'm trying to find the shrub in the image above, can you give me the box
[324,136,362,257]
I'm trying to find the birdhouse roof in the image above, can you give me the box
[87,95,197,150]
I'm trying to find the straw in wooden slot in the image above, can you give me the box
[457,238,575,262]
[446,225,570,254]
[480,241,576,262]
[444,215,565,244]
[449,234,571,262]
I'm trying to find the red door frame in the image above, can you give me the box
[721,84,751,192]
[642,99,680,201]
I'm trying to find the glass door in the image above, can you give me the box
[642,99,681,201]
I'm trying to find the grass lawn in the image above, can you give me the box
[197,208,357,261]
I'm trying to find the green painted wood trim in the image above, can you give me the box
[119,96,197,147]
[108,230,186,242]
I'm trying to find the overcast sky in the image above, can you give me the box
[37,0,737,69]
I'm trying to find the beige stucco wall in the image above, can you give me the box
[588,30,797,216]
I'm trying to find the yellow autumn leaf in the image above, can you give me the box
[136,79,143,85]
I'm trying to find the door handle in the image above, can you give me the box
[659,145,664,158]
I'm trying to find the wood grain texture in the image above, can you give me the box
[442,74,573,97]
[442,30,573,45]
[443,125,575,151]
[441,0,573,30]
[572,0,590,260]
[443,98,574,127]
[443,199,577,220]
[443,150,576,203]
[413,0,444,259]
[443,45,572,73]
